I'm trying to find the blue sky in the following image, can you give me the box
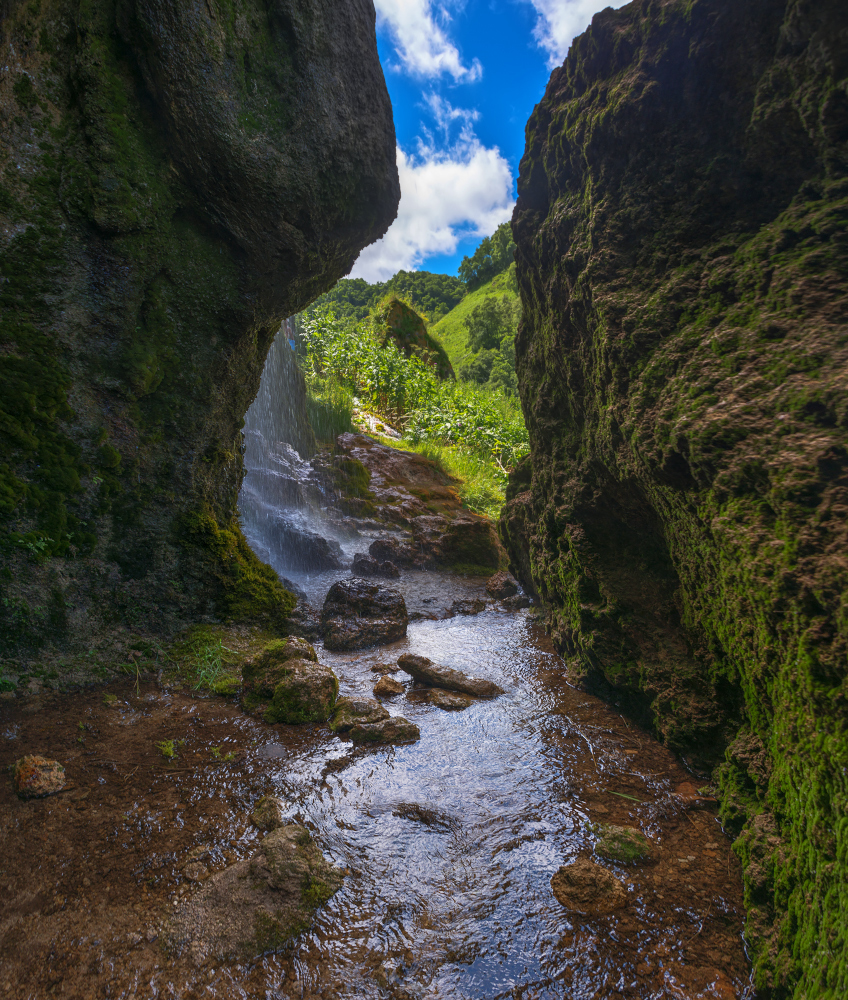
[350,0,629,281]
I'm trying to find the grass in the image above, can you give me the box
[306,378,355,444]
[155,738,183,760]
[169,625,241,693]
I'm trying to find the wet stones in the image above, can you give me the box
[266,517,344,572]
[321,578,408,650]
[368,538,414,567]
[397,653,504,699]
[165,825,343,963]
[251,796,292,832]
[406,688,473,711]
[486,570,519,599]
[373,675,405,698]
[448,599,486,616]
[594,824,656,864]
[328,697,389,732]
[242,638,338,724]
[352,552,400,578]
[551,857,629,915]
[11,755,66,799]
[349,717,420,745]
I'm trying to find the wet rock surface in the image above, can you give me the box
[321,579,408,651]
[594,824,656,864]
[372,676,405,698]
[328,697,390,733]
[551,857,629,915]
[486,571,519,599]
[12,755,66,799]
[405,688,474,711]
[250,796,292,833]
[348,717,420,745]
[166,825,343,963]
[352,553,400,578]
[264,518,344,572]
[242,640,338,724]
[397,654,504,699]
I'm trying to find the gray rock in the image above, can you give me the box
[165,825,343,963]
[321,578,408,651]
[486,570,519,599]
[352,553,400,578]
[397,654,504,699]
[373,675,405,697]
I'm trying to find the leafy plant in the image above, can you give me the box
[154,738,183,760]
[209,745,236,762]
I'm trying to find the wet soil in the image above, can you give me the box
[0,598,752,1000]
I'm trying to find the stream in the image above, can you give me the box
[0,329,754,1000]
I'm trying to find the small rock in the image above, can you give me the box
[486,570,519,599]
[349,717,420,744]
[448,599,486,616]
[406,688,473,711]
[551,857,628,915]
[368,538,414,567]
[501,594,532,611]
[128,932,144,947]
[12,755,66,799]
[370,662,400,674]
[251,795,291,832]
[183,862,210,882]
[593,824,656,864]
[145,927,158,943]
[396,654,503,699]
[321,578,408,651]
[352,553,400,578]
[373,675,404,697]
[328,697,390,732]
[103,693,119,707]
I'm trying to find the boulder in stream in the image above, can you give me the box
[321,578,408,650]
[328,697,389,732]
[550,856,629,915]
[373,675,405,698]
[368,538,415,567]
[593,824,656,864]
[352,552,401,578]
[12,755,66,799]
[486,570,519,599]
[349,717,420,745]
[165,824,343,963]
[242,638,338,724]
[406,688,473,711]
[397,654,504,699]
[266,518,343,572]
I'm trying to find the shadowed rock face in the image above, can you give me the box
[503,0,847,994]
[0,0,398,665]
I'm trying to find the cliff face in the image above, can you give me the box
[0,0,398,662]
[503,0,848,994]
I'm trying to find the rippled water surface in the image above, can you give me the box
[0,596,752,1000]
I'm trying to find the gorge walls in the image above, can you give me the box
[0,0,399,664]
[502,0,848,994]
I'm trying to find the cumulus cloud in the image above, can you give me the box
[350,128,514,282]
[526,0,631,67]
[374,0,482,81]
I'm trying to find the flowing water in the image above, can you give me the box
[0,325,754,999]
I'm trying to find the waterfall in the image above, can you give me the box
[238,319,351,601]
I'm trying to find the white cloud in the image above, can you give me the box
[350,130,514,282]
[526,0,631,67]
[374,0,482,81]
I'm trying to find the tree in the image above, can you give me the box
[458,223,516,290]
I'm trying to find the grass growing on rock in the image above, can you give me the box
[300,312,528,518]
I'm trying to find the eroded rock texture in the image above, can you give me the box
[0,0,398,663]
[503,0,848,994]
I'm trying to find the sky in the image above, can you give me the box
[350,0,630,282]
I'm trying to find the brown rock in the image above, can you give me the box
[551,857,628,915]
[321,578,408,651]
[397,654,504,699]
[328,697,389,733]
[251,796,291,832]
[12,755,66,799]
[349,717,420,744]
[373,676,404,698]
[352,553,401,578]
[486,570,519,599]
[406,688,473,711]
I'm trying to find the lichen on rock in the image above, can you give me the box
[504,0,848,993]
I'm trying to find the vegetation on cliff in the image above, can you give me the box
[503,0,848,995]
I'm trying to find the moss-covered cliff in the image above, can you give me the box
[502,0,847,994]
[0,0,398,668]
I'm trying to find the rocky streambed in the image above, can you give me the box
[0,436,753,999]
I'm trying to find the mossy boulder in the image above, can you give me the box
[328,696,389,733]
[505,0,848,991]
[593,825,655,865]
[241,638,336,724]
[165,824,343,962]
[242,638,318,700]
[373,298,454,381]
[0,0,399,668]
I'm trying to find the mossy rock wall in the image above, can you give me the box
[503,0,848,995]
[0,0,399,666]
